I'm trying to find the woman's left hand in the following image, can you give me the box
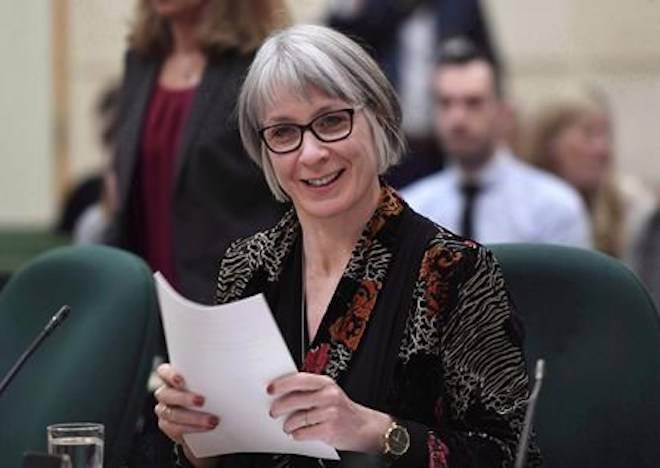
[268,372,392,453]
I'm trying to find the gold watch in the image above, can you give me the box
[383,420,410,458]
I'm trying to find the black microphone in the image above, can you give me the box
[514,358,545,468]
[0,305,71,397]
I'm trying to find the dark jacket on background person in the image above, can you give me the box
[105,49,284,304]
[328,0,500,89]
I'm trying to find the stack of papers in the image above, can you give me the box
[154,273,339,460]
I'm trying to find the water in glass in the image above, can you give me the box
[49,435,103,468]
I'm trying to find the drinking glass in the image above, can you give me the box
[47,422,104,468]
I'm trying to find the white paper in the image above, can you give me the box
[154,272,339,460]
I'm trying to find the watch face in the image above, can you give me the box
[388,425,410,456]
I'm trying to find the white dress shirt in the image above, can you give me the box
[401,148,592,247]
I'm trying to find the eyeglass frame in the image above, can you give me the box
[258,108,357,155]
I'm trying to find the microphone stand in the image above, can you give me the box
[0,305,71,397]
[514,358,545,468]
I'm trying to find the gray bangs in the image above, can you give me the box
[248,35,364,125]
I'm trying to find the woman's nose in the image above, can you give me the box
[298,130,330,165]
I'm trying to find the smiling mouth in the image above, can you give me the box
[302,169,345,188]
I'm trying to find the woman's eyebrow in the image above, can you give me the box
[263,104,344,125]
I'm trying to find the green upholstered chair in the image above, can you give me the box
[490,243,660,468]
[0,229,69,291]
[0,245,160,468]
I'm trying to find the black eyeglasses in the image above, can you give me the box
[259,108,356,154]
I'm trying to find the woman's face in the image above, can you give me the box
[149,0,206,19]
[551,111,612,194]
[261,86,381,223]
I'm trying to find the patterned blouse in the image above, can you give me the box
[180,185,540,467]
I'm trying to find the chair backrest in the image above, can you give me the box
[0,245,159,468]
[490,243,660,468]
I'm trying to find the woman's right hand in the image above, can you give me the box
[154,363,220,467]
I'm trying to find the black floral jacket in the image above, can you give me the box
[178,186,541,468]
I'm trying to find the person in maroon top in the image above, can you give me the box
[138,85,195,285]
[105,1,289,465]
[105,0,289,304]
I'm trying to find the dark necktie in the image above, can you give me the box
[460,182,481,240]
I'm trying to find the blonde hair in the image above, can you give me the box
[128,0,289,56]
[526,87,625,257]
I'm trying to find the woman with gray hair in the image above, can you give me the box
[154,24,540,467]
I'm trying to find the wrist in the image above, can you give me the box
[360,408,393,454]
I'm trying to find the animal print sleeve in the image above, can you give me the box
[395,238,541,467]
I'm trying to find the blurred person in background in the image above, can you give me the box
[327,0,500,188]
[403,37,590,247]
[54,174,103,239]
[55,83,120,244]
[72,82,121,244]
[636,207,660,310]
[105,1,289,466]
[104,0,288,305]
[526,86,657,266]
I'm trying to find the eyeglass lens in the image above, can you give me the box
[262,109,354,153]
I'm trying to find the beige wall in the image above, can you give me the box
[0,2,53,225]
[0,0,132,227]
[68,1,133,182]
[486,0,660,187]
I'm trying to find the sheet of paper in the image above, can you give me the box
[154,272,339,460]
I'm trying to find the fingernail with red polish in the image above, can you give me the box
[266,384,274,395]
[193,395,205,407]
[208,416,219,427]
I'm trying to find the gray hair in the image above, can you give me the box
[238,24,405,201]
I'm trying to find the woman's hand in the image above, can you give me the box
[268,372,392,453]
[154,363,220,468]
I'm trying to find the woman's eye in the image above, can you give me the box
[318,115,344,129]
[269,126,297,141]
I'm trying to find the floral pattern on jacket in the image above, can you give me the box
[212,186,541,467]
